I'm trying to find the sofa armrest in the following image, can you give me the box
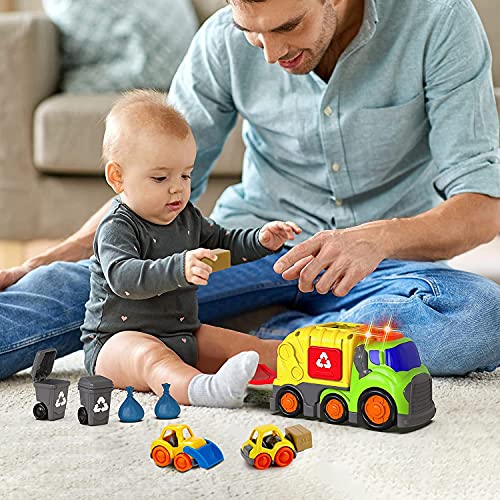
[0,12,60,239]
[0,12,59,119]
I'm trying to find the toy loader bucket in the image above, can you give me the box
[184,440,224,469]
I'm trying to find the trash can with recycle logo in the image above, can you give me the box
[77,375,114,426]
[32,348,70,421]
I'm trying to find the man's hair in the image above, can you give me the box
[102,89,190,162]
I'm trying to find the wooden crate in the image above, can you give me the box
[284,424,312,452]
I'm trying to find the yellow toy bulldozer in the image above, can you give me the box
[240,424,312,470]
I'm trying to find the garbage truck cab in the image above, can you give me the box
[270,322,436,431]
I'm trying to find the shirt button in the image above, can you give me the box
[331,163,340,172]
[323,106,333,117]
[336,198,343,206]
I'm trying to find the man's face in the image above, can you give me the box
[230,0,337,74]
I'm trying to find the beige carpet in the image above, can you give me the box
[0,350,498,500]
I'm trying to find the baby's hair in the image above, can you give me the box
[102,89,191,163]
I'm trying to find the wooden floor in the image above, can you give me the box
[0,240,61,268]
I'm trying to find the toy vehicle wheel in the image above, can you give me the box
[33,402,48,420]
[254,453,272,470]
[359,389,396,431]
[274,446,295,467]
[320,394,348,424]
[151,446,171,467]
[174,453,193,472]
[77,406,88,425]
[277,387,303,418]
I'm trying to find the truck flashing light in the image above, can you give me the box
[356,324,404,342]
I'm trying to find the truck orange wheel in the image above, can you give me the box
[254,453,272,470]
[277,387,303,418]
[174,453,193,472]
[274,447,295,467]
[320,394,348,424]
[359,389,396,431]
[151,446,171,467]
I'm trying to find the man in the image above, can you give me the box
[0,0,499,379]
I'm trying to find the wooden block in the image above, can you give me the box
[201,248,231,272]
[284,424,313,452]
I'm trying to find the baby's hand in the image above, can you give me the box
[259,221,302,251]
[184,248,217,286]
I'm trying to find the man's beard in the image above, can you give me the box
[308,4,338,74]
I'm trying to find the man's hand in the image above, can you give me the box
[184,248,217,286]
[259,221,302,251]
[0,198,113,292]
[273,223,388,297]
[0,262,34,291]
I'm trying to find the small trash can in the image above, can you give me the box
[77,375,114,426]
[32,348,70,421]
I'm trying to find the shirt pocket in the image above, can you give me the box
[342,92,428,191]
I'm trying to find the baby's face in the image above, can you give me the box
[119,129,196,225]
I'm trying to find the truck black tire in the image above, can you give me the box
[320,394,348,424]
[276,387,303,418]
[359,389,396,431]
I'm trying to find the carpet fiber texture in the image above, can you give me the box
[0,350,498,500]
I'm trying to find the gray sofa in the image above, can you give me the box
[0,0,233,241]
[0,0,498,284]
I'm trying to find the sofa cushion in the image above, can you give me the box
[33,94,117,175]
[42,0,198,93]
[34,89,498,176]
[33,93,244,177]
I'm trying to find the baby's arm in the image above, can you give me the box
[197,212,273,265]
[198,213,300,264]
[203,224,269,264]
[96,216,189,299]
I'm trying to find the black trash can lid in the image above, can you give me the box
[78,375,114,391]
[31,348,57,383]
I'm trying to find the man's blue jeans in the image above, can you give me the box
[1,250,499,379]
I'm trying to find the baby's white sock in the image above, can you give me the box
[188,351,259,408]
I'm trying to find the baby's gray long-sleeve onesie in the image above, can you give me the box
[80,198,277,348]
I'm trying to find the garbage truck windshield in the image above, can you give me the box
[385,342,421,372]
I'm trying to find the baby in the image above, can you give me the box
[80,90,301,408]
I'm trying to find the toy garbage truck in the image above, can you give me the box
[270,322,436,431]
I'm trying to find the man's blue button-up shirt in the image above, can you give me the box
[169,0,500,245]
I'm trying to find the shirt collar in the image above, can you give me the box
[369,0,379,25]
[358,0,379,44]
